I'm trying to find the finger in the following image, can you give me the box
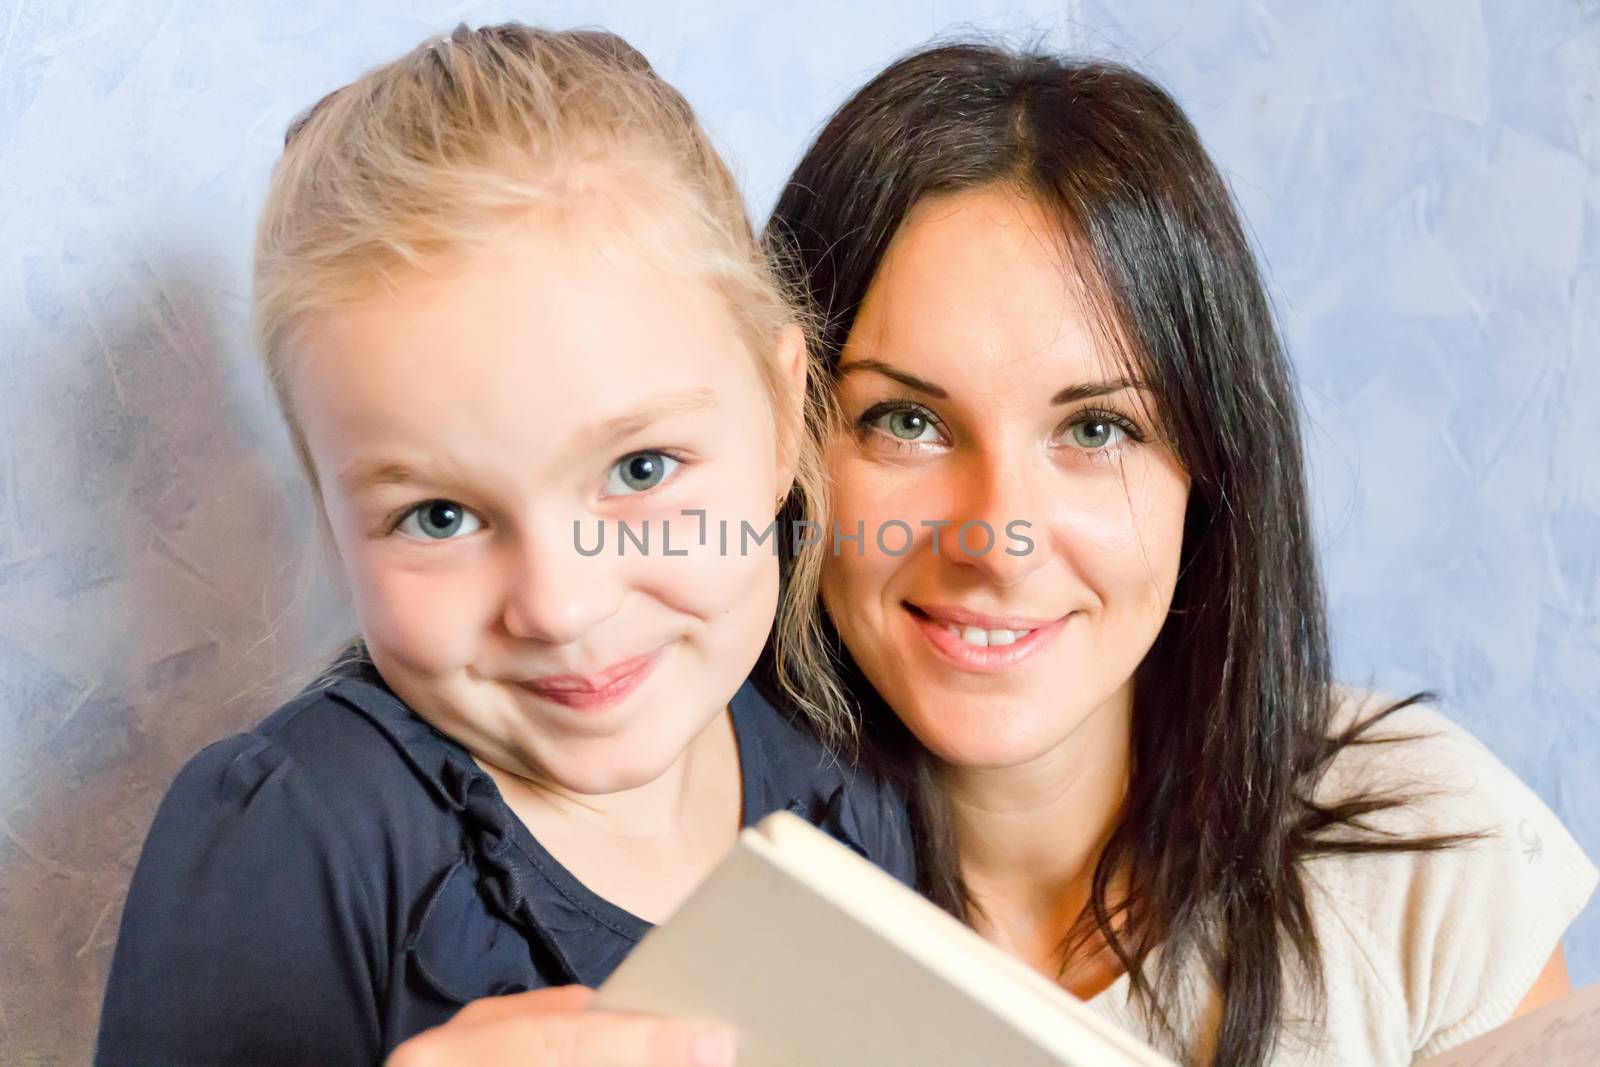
[450,985,596,1024]
[524,1012,737,1067]
[392,1011,737,1067]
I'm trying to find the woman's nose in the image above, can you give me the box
[933,451,1049,586]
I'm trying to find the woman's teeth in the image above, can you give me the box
[943,623,1031,647]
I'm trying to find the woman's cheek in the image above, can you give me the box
[1056,460,1188,616]
[1120,454,1190,606]
[832,454,926,541]
[821,474,891,618]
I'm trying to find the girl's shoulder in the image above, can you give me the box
[96,659,472,1064]
[729,680,917,887]
[160,657,463,850]
[1292,688,1597,1062]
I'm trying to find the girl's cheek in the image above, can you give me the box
[353,561,492,672]
[624,509,781,614]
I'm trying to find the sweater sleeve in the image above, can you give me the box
[96,731,389,1066]
[1313,696,1597,1061]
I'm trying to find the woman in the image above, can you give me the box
[760,42,1595,1066]
[391,41,1595,1067]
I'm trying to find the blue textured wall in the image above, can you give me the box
[1,2,1594,1060]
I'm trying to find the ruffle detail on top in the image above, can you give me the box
[405,758,560,1004]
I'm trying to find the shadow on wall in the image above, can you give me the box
[0,252,350,1063]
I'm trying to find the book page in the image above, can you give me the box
[1417,981,1600,1066]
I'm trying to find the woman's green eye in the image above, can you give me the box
[890,410,929,439]
[1066,417,1131,451]
[865,406,941,443]
[605,451,680,495]
[397,500,483,541]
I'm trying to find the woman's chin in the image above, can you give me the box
[900,704,1079,772]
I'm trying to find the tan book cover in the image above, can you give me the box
[596,811,1175,1066]
[597,811,1598,1065]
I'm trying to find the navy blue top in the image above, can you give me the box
[96,656,914,1065]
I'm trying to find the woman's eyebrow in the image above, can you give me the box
[838,360,1143,406]
[1051,377,1146,405]
[836,359,949,399]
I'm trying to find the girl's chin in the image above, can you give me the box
[517,743,685,796]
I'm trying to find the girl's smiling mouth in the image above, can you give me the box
[515,645,668,711]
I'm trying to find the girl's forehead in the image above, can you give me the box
[304,232,748,383]
[287,232,770,467]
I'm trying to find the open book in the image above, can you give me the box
[597,811,1599,1066]
[1416,978,1600,1066]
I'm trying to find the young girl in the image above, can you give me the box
[95,24,911,1066]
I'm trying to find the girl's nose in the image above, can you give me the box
[499,520,624,645]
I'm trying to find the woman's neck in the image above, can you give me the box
[940,685,1133,993]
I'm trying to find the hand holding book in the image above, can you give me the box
[385,985,738,1067]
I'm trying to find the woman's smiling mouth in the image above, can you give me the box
[904,602,1075,671]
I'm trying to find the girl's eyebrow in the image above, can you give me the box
[337,389,720,495]
[338,457,470,495]
[579,388,719,452]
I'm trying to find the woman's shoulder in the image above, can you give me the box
[1316,688,1589,855]
[1298,687,1597,1060]
[1316,688,1535,826]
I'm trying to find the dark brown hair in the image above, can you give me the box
[762,42,1479,1067]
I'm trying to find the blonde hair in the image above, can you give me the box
[252,22,850,743]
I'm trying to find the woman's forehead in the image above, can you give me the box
[847,187,1123,388]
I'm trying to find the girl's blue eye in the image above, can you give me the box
[397,500,483,540]
[605,451,680,495]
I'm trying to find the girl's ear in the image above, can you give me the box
[780,322,807,400]
[773,323,808,492]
